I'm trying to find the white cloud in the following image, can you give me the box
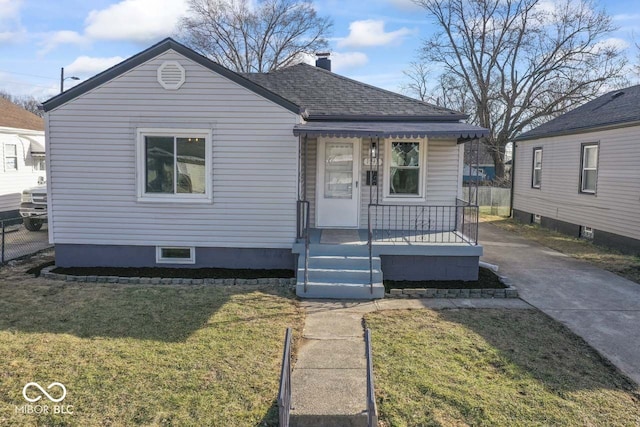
[38,30,88,55]
[331,52,369,71]
[65,56,126,76]
[85,0,188,42]
[591,37,629,53]
[338,20,413,48]
[0,0,22,22]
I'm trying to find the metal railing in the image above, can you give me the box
[1,217,52,265]
[296,200,310,292]
[365,328,378,427]
[278,327,293,427]
[367,202,479,245]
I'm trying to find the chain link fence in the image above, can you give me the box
[463,186,511,216]
[1,217,52,265]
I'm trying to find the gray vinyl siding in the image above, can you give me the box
[47,49,299,248]
[303,137,461,229]
[513,125,640,240]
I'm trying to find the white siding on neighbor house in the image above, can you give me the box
[513,124,640,240]
[304,137,462,229]
[0,129,46,214]
[47,50,299,248]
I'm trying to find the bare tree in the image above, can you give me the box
[0,91,44,117]
[412,0,628,178]
[180,0,332,73]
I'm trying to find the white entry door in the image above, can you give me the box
[317,139,360,228]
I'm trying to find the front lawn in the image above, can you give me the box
[366,309,640,426]
[482,215,640,285]
[0,256,303,426]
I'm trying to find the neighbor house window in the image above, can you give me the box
[385,140,425,198]
[532,148,542,188]
[580,143,598,194]
[33,157,46,171]
[4,144,17,171]
[156,246,195,264]
[137,129,211,202]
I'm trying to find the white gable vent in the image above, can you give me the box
[157,61,185,90]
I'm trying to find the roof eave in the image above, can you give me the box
[41,38,301,114]
[306,114,468,122]
[516,118,640,142]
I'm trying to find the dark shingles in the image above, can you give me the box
[517,85,640,141]
[242,64,465,121]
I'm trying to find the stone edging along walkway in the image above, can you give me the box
[385,275,519,299]
[40,266,519,299]
[39,266,296,287]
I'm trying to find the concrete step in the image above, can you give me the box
[298,268,382,284]
[296,281,385,299]
[307,244,369,257]
[301,255,380,270]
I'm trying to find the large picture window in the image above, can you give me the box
[386,141,424,197]
[137,129,211,202]
[580,143,598,194]
[532,147,542,188]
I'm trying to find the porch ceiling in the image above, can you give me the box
[293,121,488,141]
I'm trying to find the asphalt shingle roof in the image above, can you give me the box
[243,64,465,121]
[0,98,44,131]
[517,85,640,141]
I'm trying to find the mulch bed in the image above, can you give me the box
[384,267,505,292]
[50,266,295,279]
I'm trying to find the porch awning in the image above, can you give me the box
[20,136,45,155]
[293,121,488,141]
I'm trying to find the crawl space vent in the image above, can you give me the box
[157,61,185,90]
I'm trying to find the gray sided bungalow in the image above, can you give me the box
[42,38,487,299]
[513,85,640,255]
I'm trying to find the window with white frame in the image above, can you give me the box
[532,147,542,188]
[580,143,598,194]
[4,144,18,171]
[156,246,195,264]
[386,141,424,198]
[33,157,46,171]
[137,129,211,201]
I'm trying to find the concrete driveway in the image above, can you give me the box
[480,222,640,386]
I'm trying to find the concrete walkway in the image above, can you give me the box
[480,222,640,385]
[290,297,532,426]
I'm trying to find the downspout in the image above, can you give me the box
[509,141,516,218]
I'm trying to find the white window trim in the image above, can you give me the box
[532,148,542,188]
[382,138,427,202]
[136,128,212,203]
[580,143,598,194]
[156,246,196,264]
[4,143,18,172]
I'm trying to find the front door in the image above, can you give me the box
[317,139,360,228]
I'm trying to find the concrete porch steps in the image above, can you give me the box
[296,246,385,299]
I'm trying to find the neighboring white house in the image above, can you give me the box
[42,38,487,299]
[0,98,46,220]
[513,85,640,255]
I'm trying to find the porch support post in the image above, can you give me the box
[475,137,480,206]
[303,135,308,202]
[375,137,380,204]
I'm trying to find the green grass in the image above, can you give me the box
[482,215,640,285]
[366,309,640,427]
[0,257,303,426]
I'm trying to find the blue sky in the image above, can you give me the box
[0,0,638,100]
